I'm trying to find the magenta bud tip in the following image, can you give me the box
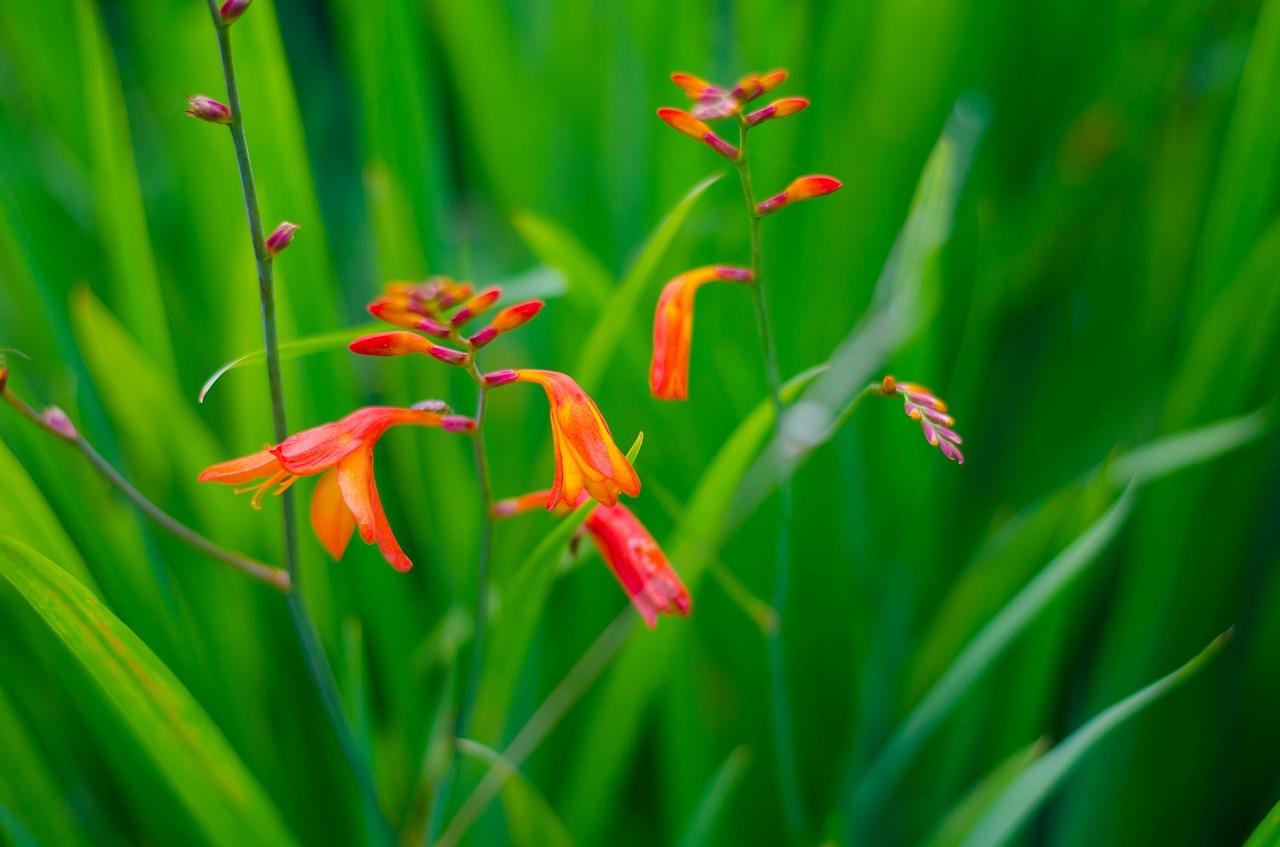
[185,95,232,124]
[265,221,300,258]
[442,415,476,433]
[715,266,754,282]
[469,326,498,348]
[426,345,470,366]
[219,0,252,24]
[43,406,77,439]
[482,369,519,387]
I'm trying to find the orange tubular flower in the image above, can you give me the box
[510,370,640,509]
[650,265,753,401]
[489,491,691,628]
[587,503,691,628]
[200,406,467,571]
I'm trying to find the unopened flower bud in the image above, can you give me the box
[219,0,252,24]
[265,221,299,258]
[367,298,422,329]
[411,399,452,413]
[426,345,470,366]
[657,108,741,162]
[758,69,789,96]
[348,331,433,357]
[757,175,842,216]
[468,326,499,349]
[414,316,453,339]
[185,95,232,124]
[482,369,519,388]
[744,97,809,127]
[712,266,753,282]
[42,406,77,440]
[670,72,720,100]
[490,299,544,333]
[450,286,502,327]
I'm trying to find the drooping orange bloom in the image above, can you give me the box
[650,265,753,401]
[490,491,690,628]
[587,502,691,628]
[200,406,471,570]
[509,370,640,509]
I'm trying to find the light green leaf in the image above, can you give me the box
[675,745,752,847]
[0,536,297,847]
[958,631,1229,847]
[456,739,573,847]
[199,323,384,403]
[922,738,1049,847]
[1244,794,1280,847]
[512,210,615,311]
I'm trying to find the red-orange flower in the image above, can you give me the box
[490,491,690,628]
[199,406,469,570]
[756,175,842,216]
[509,369,640,509]
[586,503,690,628]
[650,265,753,401]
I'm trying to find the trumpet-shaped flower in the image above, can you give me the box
[650,265,753,401]
[490,491,690,628]
[200,406,468,570]
[509,370,640,509]
[586,502,691,628]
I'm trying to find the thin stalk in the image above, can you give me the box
[734,116,806,840]
[202,3,390,836]
[2,389,289,591]
[426,351,495,845]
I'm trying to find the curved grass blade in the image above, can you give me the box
[1244,794,1280,847]
[573,172,722,393]
[0,536,298,847]
[922,738,1049,847]
[455,740,572,847]
[675,745,752,847]
[512,210,615,311]
[958,631,1230,847]
[844,485,1135,840]
[199,323,383,403]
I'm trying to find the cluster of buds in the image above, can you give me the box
[656,70,797,163]
[879,376,965,464]
[351,276,545,366]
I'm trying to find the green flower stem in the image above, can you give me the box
[201,3,390,837]
[2,388,289,591]
[734,116,806,841]
[426,349,495,845]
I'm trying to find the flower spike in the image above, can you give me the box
[650,265,754,401]
[879,376,964,463]
[756,175,842,216]
[513,370,640,509]
[657,108,740,162]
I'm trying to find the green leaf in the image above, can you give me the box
[0,536,297,847]
[572,173,722,393]
[198,323,384,403]
[512,210,615,311]
[1244,794,1280,847]
[456,739,573,847]
[1108,407,1271,486]
[844,486,1135,837]
[675,745,752,847]
[958,631,1230,847]
[922,738,1049,847]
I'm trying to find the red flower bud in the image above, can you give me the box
[468,326,498,349]
[426,345,470,366]
[450,286,502,327]
[657,108,741,162]
[756,175,842,216]
[348,331,434,357]
[491,299,544,333]
[744,97,809,127]
[265,221,299,258]
[219,0,252,24]
[185,95,232,124]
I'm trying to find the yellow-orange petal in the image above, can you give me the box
[586,503,690,628]
[650,266,753,401]
[199,449,282,484]
[274,406,444,475]
[657,107,712,141]
[311,467,355,559]
[670,72,718,99]
[784,174,842,202]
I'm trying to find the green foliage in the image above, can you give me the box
[0,0,1277,845]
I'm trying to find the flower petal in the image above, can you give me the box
[337,448,413,571]
[198,449,282,484]
[586,503,690,628]
[310,468,355,559]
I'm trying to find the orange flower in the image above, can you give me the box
[490,492,690,628]
[200,406,471,571]
[509,370,640,509]
[650,265,753,401]
[756,175,842,216]
[586,503,690,628]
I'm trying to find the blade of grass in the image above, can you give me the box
[1244,794,1280,847]
[455,740,573,847]
[922,738,1051,847]
[0,536,298,847]
[958,631,1230,847]
[675,745,753,847]
[512,210,615,311]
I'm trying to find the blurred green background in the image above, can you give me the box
[1,0,1278,844]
